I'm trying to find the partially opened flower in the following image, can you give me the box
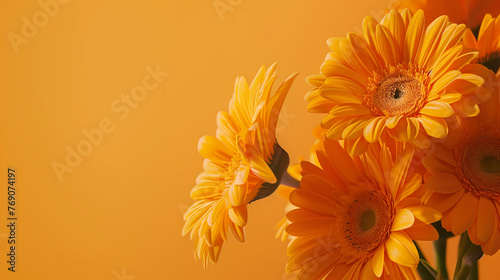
[424,71,500,255]
[307,9,490,155]
[285,138,441,279]
[392,0,500,30]
[463,14,500,75]
[182,64,297,268]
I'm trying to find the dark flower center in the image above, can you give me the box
[374,72,424,116]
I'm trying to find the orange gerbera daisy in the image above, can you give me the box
[424,70,500,255]
[285,138,441,280]
[307,9,490,155]
[463,14,500,75]
[392,0,500,30]
[182,64,297,268]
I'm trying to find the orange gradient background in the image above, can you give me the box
[1,0,499,279]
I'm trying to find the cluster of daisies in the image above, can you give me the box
[183,1,500,279]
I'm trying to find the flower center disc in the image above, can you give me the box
[344,190,392,253]
[374,72,423,116]
[461,135,500,197]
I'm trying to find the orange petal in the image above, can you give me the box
[451,192,478,235]
[289,189,337,215]
[426,190,464,213]
[477,196,496,243]
[425,173,463,193]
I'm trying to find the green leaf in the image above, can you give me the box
[419,259,437,280]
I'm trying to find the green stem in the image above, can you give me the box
[454,233,472,276]
[455,263,473,280]
[434,238,449,280]
[467,261,478,280]
[454,233,483,280]
[280,171,300,189]
[415,242,437,280]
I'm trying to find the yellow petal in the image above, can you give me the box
[392,208,415,231]
[342,117,370,140]
[418,115,448,138]
[348,32,381,73]
[439,92,462,104]
[340,37,371,77]
[386,231,419,267]
[430,70,461,96]
[228,182,247,207]
[392,117,420,142]
[234,164,249,185]
[198,135,232,162]
[305,74,325,87]
[228,205,248,227]
[406,206,442,224]
[454,97,480,117]
[362,15,379,48]
[389,145,414,196]
[417,15,448,69]
[375,24,398,66]
[329,103,372,116]
[397,173,422,204]
[404,9,425,62]
[230,222,245,242]
[327,37,343,53]
[320,61,367,85]
[372,247,385,277]
[249,154,276,183]
[344,137,370,156]
[385,115,402,129]
[420,101,455,118]
[430,45,464,83]
[363,116,387,143]
[320,85,363,104]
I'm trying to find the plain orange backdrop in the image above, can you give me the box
[1,0,500,279]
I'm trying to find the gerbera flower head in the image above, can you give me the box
[182,64,298,268]
[463,14,500,75]
[424,72,500,255]
[308,9,490,155]
[285,138,441,279]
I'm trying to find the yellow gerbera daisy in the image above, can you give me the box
[423,70,500,255]
[182,64,297,268]
[463,14,500,75]
[392,0,500,30]
[308,9,490,155]
[285,138,441,280]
